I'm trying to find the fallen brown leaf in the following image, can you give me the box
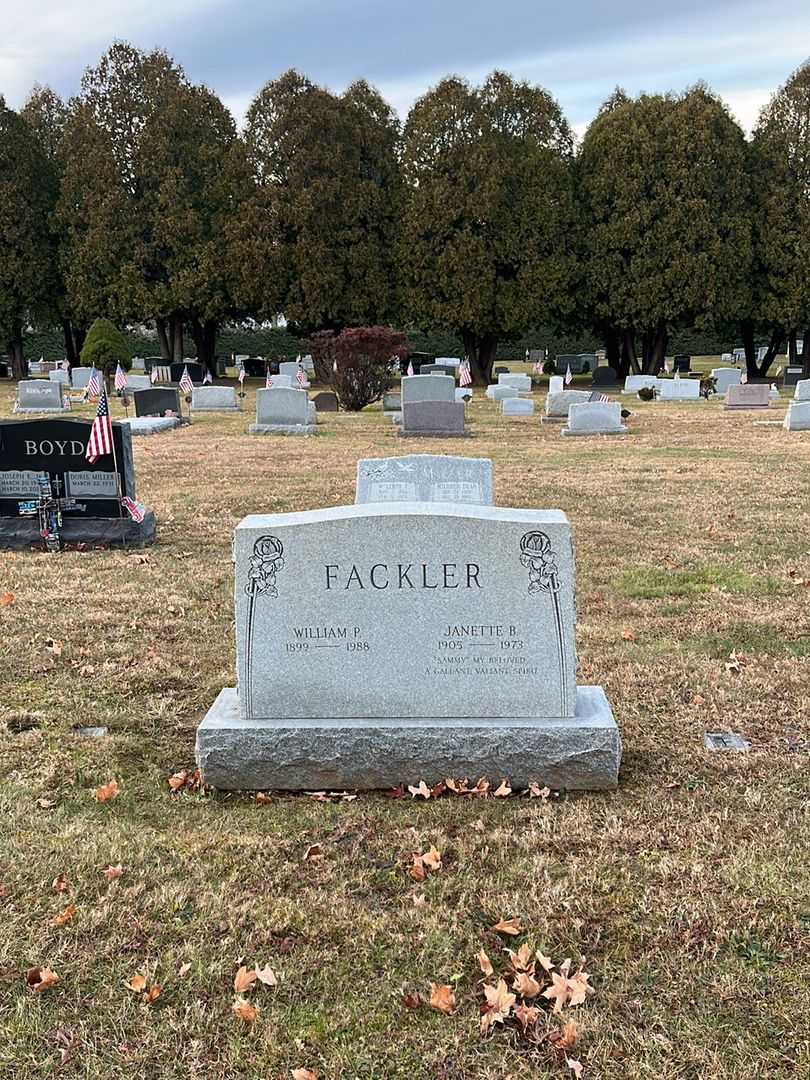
[303,844,323,863]
[477,949,494,977]
[52,874,69,893]
[401,991,422,1009]
[93,779,119,803]
[143,984,161,1005]
[408,780,431,799]
[125,974,147,993]
[291,1070,317,1080]
[26,966,59,991]
[493,779,512,798]
[429,982,455,1015]
[513,971,541,998]
[491,916,522,936]
[101,864,124,881]
[0,591,15,607]
[513,1003,540,1031]
[233,965,257,993]
[255,792,273,804]
[50,903,76,927]
[256,964,278,987]
[621,628,636,642]
[232,996,257,1023]
[480,978,516,1033]
[167,770,188,791]
[177,962,192,978]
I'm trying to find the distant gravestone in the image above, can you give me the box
[549,375,564,394]
[399,400,466,437]
[562,402,628,437]
[498,373,531,392]
[125,374,151,392]
[383,391,401,414]
[49,369,69,386]
[725,384,769,410]
[133,387,181,417]
[401,374,455,405]
[502,398,534,416]
[131,357,145,371]
[711,368,742,395]
[434,357,461,369]
[279,361,310,387]
[267,374,293,388]
[70,367,94,390]
[528,349,545,366]
[356,455,492,504]
[250,387,316,435]
[623,375,660,394]
[170,361,204,384]
[313,391,338,412]
[673,355,691,373]
[191,386,240,412]
[196,503,620,790]
[15,381,67,413]
[784,366,803,388]
[124,416,181,436]
[486,385,519,401]
[543,389,592,421]
[0,417,154,548]
[658,379,701,401]
[493,366,509,376]
[793,379,810,401]
[242,356,266,377]
[591,367,618,388]
[784,402,810,431]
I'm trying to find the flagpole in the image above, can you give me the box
[108,385,128,551]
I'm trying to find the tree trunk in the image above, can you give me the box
[61,319,78,366]
[605,328,624,375]
[155,317,171,361]
[461,330,498,385]
[741,319,757,379]
[788,329,797,365]
[801,327,810,378]
[621,329,639,375]
[8,327,25,381]
[171,315,184,362]
[757,328,785,378]
[189,317,219,372]
[647,322,668,375]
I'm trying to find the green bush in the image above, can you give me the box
[79,319,131,374]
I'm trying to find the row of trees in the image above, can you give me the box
[2,44,809,384]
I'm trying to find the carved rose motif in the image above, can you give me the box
[519,531,559,594]
[245,535,285,597]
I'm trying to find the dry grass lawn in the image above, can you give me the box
[0,371,808,1079]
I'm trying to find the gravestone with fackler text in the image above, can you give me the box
[399,400,467,437]
[355,455,492,505]
[196,502,620,791]
[191,386,240,412]
[0,417,155,548]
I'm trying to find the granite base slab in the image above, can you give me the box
[540,415,566,424]
[196,685,620,791]
[0,510,156,550]
[191,405,241,412]
[123,416,181,435]
[248,423,317,435]
[14,407,71,414]
[561,425,628,437]
[398,430,471,439]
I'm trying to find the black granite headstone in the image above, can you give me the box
[169,361,204,384]
[0,418,155,548]
[591,366,618,387]
[142,356,164,374]
[133,387,181,417]
[312,391,339,412]
[405,352,433,374]
[673,355,691,372]
[243,356,266,377]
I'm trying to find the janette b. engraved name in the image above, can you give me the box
[324,562,482,590]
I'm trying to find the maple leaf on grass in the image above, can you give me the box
[429,982,455,1015]
[125,974,147,993]
[256,964,278,987]
[50,903,76,927]
[491,916,522,936]
[408,780,431,799]
[513,971,541,999]
[536,950,554,973]
[52,874,69,893]
[493,779,512,798]
[567,1059,583,1078]
[101,864,124,881]
[291,1070,317,1080]
[303,844,324,863]
[480,978,516,1033]
[93,779,120,803]
[477,949,494,977]
[142,984,161,1006]
[233,965,257,993]
[508,942,534,972]
[167,770,188,791]
[232,996,257,1023]
[0,590,15,607]
[513,1003,540,1031]
[421,845,442,871]
[567,968,594,1008]
[401,991,422,1009]
[26,966,59,991]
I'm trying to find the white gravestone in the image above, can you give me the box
[724,384,769,410]
[401,374,456,405]
[249,387,316,435]
[622,375,660,394]
[793,379,810,401]
[191,386,240,412]
[498,373,532,392]
[196,503,620,791]
[400,400,466,437]
[70,367,94,390]
[711,368,742,395]
[486,384,519,401]
[784,402,810,431]
[267,374,293,389]
[356,455,493,505]
[435,357,461,368]
[562,402,628,437]
[125,374,151,392]
[549,375,564,394]
[502,398,534,416]
[658,379,701,400]
[15,381,67,412]
[279,361,310,388]
[542,389,592,422]
[49,370,69,385]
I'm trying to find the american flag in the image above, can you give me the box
[740,368,748,384]
[663,357,671,374]
[86,366,101,399]
[406,360,414,376]
[114,364,128,392]
[203,369,213,384]
[564,364,573,386]
[121,495,146,523]
[179,366,194,394]
[593,392,610,403]
[238,365,246,384]
[532,357,544,375]
[266,370,273,388]
[86,385,113,464]
[150,367,158,384]
[295,368,306,387]
[459,359,472,387]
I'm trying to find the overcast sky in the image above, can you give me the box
[3,0,809,136]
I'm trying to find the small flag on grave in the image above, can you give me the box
[238,365,246,384]
[203,369,213,384]
[459,359,472,387]
[121,495,147,523]
[86,385,113,464]
[564,364,573,386]
[407,360,414,376]
[740,368,748,384]
[85,366,101,399]
[150,367,158,384]
[295,368,306,387]
[179,366,194,394]
[266,370,273,389]
[114,363,128,392]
